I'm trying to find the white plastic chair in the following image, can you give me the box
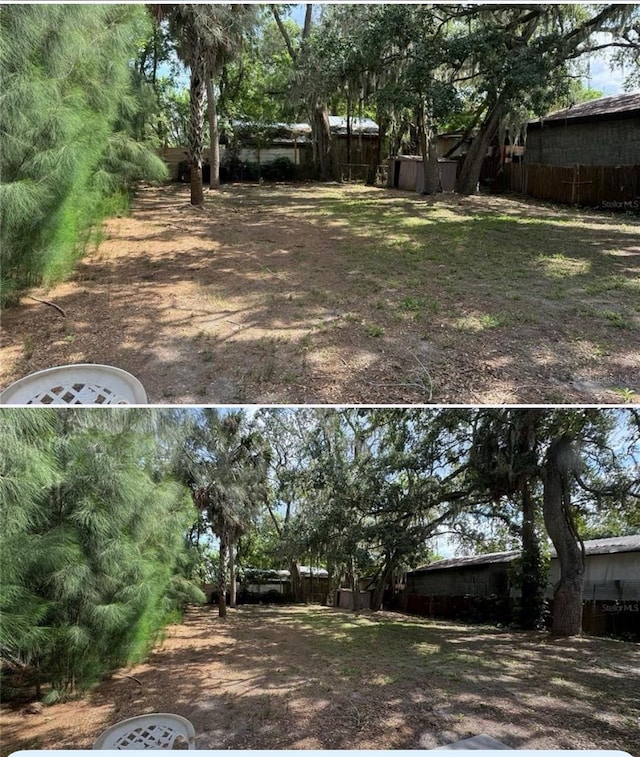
[93,713,196,750]
[0,364,147,405]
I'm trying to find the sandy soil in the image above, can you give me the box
[1,605,638,755]
[1,183,638,404]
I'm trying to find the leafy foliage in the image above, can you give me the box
[0,5,167,305]
[0,409,202,699]
[219,12,301,125]
[176,409,271,616]
[253,407,638,630]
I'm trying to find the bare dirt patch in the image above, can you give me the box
[1,183,638,404]
[1,606,638,754]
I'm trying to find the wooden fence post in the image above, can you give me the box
[562,163,593,206]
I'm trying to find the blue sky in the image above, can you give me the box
[586,55,627,95]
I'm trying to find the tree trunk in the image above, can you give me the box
[419,106,440,195]
[350,557,360,612]
[206,74,221,189]
[218,529,228,618]
[370,558,393,612]
[313,99,332,181]
[510,408,546,629]
[369,108,385,185]
[323,564,339,606]
[542,435,584,636]
[520,480,543,629]
[289,560,303,602]
[188,47,206,206]
[229,541,237,608]
[345,92,352,175]
[456,101,503,196]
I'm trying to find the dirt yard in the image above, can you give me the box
[1,183,639,404]
[1,605,638,754]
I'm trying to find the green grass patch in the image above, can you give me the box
[400,295,440,314]
[537,253,591,278]
[364,323,385,337]
[454,313,506,331]
[601,309,630,329]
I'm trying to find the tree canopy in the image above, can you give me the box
[253,406,639,633]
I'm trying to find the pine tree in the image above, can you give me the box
[0,409,203,700]
[0,5,168,305]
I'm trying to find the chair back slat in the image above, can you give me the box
[93,714,196,750]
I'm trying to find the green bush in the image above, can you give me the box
[0,5,167,307]
[260,157,297,181]
[0,410,202,700]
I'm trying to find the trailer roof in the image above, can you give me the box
[528,92,640,126]
[412,535,640,574]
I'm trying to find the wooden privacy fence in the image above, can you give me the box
[504,162,640,209]
[404,592,639,640]
[404,593,514,625]
[581,599,639,639]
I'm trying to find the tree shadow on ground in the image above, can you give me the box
[3,605,637,754]
[1,184,638,404]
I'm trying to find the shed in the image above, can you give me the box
[403,535,640,637]
[327,116,380,181]
[551,534,640,603]
[327,116,378,136]
[502,94,640,207]
[404,549,517,624]
[222,121,312,168]
[387,156,459,193]
[525,93,640,167]
[407,549,517,598]
[437,133,471,159]
[173,117,381,182]
[335,588,373,610]
[407,534,640,600]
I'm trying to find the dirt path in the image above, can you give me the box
[2,606,639,754]
[1,183,638,404]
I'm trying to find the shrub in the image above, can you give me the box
[260,157,296,181]
[0,6,167,306]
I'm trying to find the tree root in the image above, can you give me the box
[27,295,66,317]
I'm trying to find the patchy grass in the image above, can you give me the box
[364,322,385,337]
[1,606,638,754]
[1,184,638,404]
